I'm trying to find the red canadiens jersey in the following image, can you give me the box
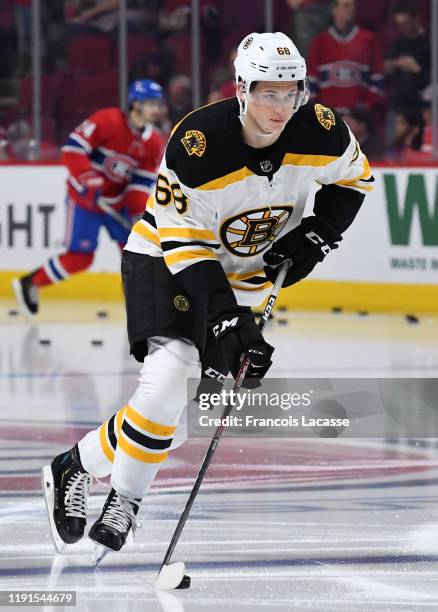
[61,108,163,214]
[307,26,385,114]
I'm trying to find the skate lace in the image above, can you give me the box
[64,471,93,519]
[101,494,141,534]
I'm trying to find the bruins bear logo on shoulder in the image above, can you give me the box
[181,130,206,157]
[315,104,336,131]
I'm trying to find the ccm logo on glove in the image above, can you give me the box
[213,317,238,336]
[211,307,274,388]
[305,230,331,255]
[264,216,342,287]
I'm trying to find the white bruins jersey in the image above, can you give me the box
[125,98,374,307]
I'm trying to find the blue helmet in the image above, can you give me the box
[128,79,163,103]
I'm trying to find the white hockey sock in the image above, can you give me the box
[110,336,201,498]
[78,405,129,478]
[78,428,113,478]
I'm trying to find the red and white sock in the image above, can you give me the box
[32,252,94,287]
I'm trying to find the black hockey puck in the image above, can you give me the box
[319,426,339,438]
[175,574,191,589]
[8,309,19,316]
[278,305,288,312]
[357,310,369,316]
[277,318,288,325]
[309,399,348,438]
[39,339,51,345]
[97,310,108,318]
[91,339,103,346]
[405,314,419,324]
[332,307,342,313]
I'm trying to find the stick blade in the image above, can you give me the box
[156,562,187,590]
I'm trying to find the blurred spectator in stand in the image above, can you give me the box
[419,85,437,157]
[159,0,219,36]
[64,0,159,37]
[385,109,428,162]
[8,119,35,159]
[0,127,12,160]
[15,0,32,75]
[166,74,192,126]
[208,49,237,103]
[159,1,220,68]
[44,2,67,73]
[156,99,172,138]
[130,51,174,89]
[158,1,191,33]
[0,1,16,78]
[384,1,430,117]
[307,0,385,116]
[286,0,330,58]
[7,119,59,161]
[343,108,384,160]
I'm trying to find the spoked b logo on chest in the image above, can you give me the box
[221,206,293,257]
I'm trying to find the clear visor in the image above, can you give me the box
[246,79,309,109]
[247,88,300,108]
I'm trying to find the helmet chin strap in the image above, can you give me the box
[237,83,249,127]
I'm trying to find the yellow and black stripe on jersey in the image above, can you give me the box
[165,97,353,190]
[127,96,374,307]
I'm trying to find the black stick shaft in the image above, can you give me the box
[97,198,132,231]
[160,263,289,570]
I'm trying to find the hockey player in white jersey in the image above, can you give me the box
[41,32,374,556]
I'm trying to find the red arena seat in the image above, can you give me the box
[66,35,112,73]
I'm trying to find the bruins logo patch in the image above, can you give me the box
[221,206,293,257]
[174,295,190,311]
[315,104,336,130]
[181,130,206,157]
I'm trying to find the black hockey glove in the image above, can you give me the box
[263,216,342,287]
[212,307,274,389]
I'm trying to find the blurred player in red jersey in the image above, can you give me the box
[12,79,164,317]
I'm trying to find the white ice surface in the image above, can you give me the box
[1,302,438,611]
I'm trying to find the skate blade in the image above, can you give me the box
[92,544,112,566]
[156,562,186,590]
[12,278,36,320]
[41,465,66,554]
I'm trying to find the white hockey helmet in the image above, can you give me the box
[234,32,309,123]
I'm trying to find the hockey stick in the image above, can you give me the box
[156,261,290,590]
[97,198,133,232]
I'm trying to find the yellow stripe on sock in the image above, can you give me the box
[126,405,177,437]
[99,421,114,463]
[118,433,169,464]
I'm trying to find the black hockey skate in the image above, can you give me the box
[12,274,39,317]
[89,488,141,564]
[41,445,92,552]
